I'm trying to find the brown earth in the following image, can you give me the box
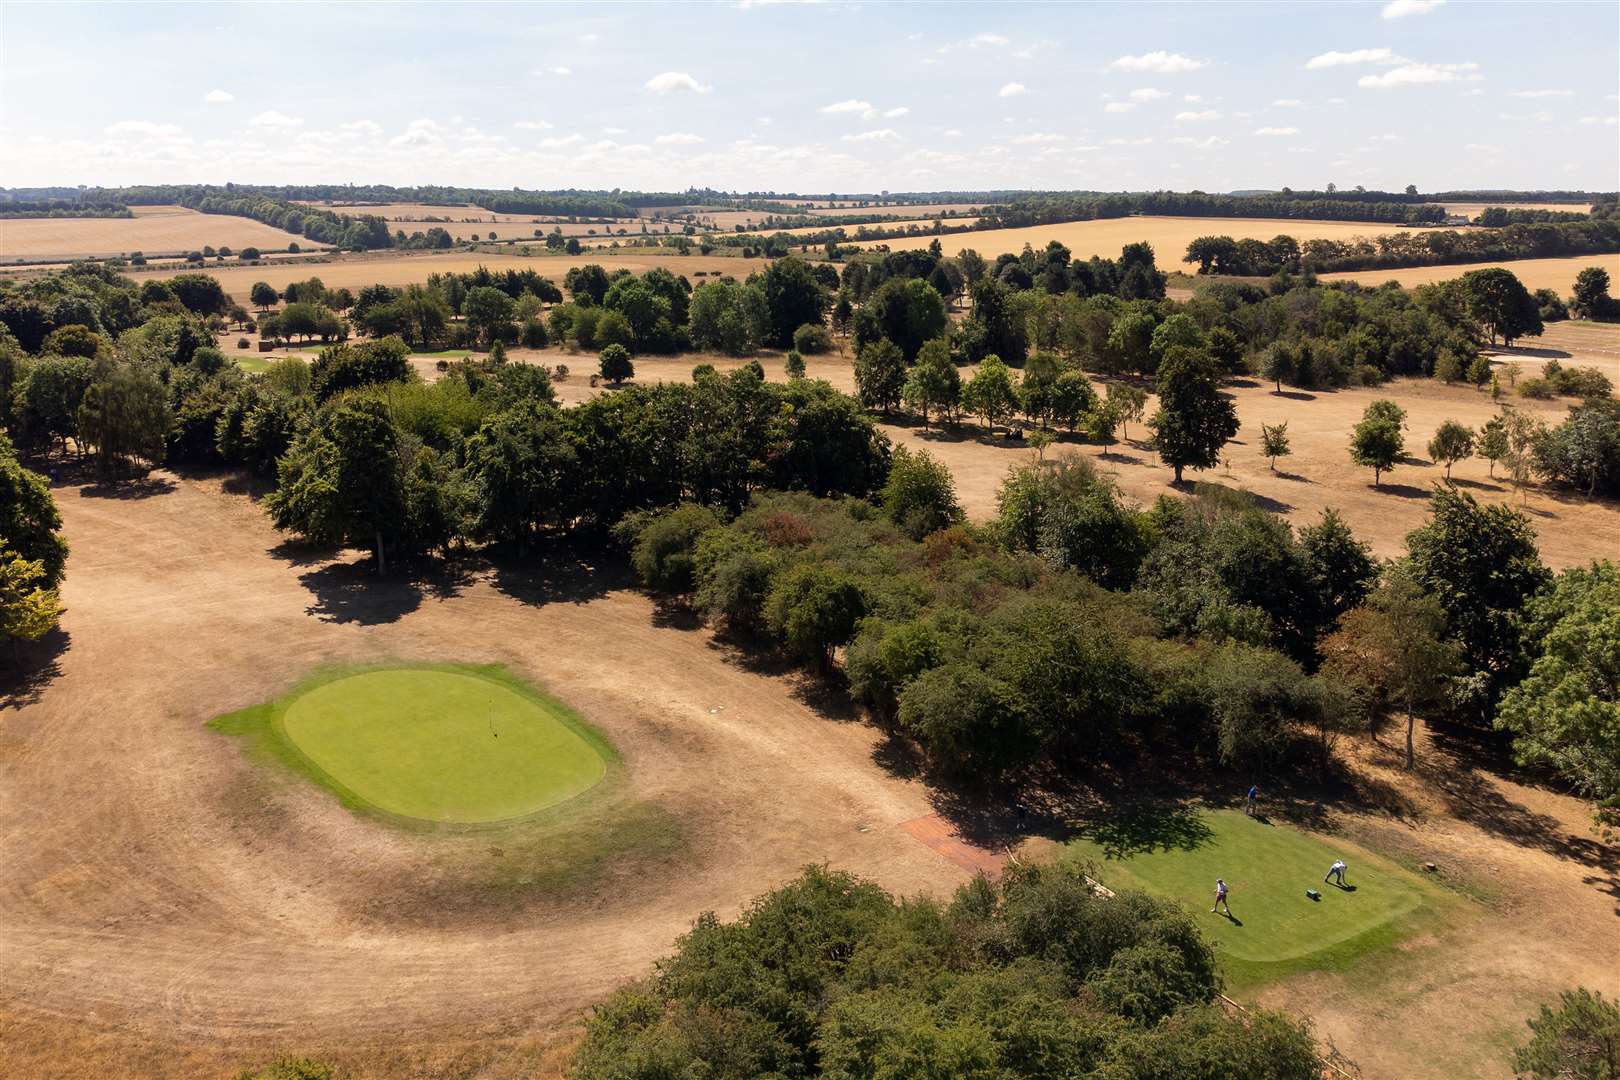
[0,206,318,262]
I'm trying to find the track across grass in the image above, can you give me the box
[214,663,611,825]
[1064,808,1454,987]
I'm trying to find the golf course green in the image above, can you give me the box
[1067,809,1445,980]
[220,665,611,825]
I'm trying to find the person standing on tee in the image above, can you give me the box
[1212,878,1232,917]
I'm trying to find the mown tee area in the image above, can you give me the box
[1064,809,1450,987]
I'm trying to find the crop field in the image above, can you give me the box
[127,249,749,304]
[735,216,981,238]
[0,204,317,262]
[686,202,990,231]
[1432,201,1593,217]
[1321,253,1620,295]
[851,215,1415,262]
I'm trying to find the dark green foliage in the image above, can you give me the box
[309,336,412,403]
[1511,988,1620,1080]
[996,457,1147,588]
[572,865,1318,1080]
[854,337,906,414]
[880,446,961,540]
[853,277,947,362]
[598,342,634,386]
[76,362,170,473]
[624,503,723,593]
[759,256,828,348]
[766,563,867,668]
[463,401,577,549]
[1534,399,1620,497]
[233,1058,334,1080]
[0,431,68,588]
[1149,348,1239,484]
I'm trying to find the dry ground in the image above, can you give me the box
[1432,202,1594,218]
[0,206,313,262]
[852,215,1429,263]
[735,216,981,239]
[686,203,987,231]
[546,329,1620,568]
[1323,253,1620,297]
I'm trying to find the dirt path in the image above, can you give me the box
[0,472,965,1077]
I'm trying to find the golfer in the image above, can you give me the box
[1212,878,1232,917]
[1245,784,1258,816]
[1325,859,1348,886]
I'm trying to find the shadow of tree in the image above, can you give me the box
[298,560,423,625]
[77,475,177,501]
[0,627,70,710]
[1077,802,1217,859]
[1273,470,1315,484]
[1370,483,1433,500]
[487,544,626,608]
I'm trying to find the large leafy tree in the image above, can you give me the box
[1461,267,1543,346]
[1148,347,1239,484]
[961,354,1021,434]
[1510,988,1620,1080]
[0,432,68,588]
[879,446,960,541]
[1495,563,1620,823]
[0,545,65,661]
[266,398,407,572]
[853,277,946,362]
[76,363,170,474]
[900,338,959,427]
[1404,485,1551,708]
[463,401,577,552]
[758,256,827,348]
[853,338,906,415]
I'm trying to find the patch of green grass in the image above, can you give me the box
[1063,809,1457,990]
[410,349,473,359]
[212,662,612,826]
[233,355,276,374]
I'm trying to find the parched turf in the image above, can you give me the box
[213,663,612,825]
[1064,808,1453,987]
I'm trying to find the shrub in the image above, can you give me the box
[879,446,961,541]
[624,504,723,593]
[785,349,806,379]
[793,321,834,354]
[237,337,249,349]
[599,343,634,386]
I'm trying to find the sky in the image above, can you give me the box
[2,0,1617,194]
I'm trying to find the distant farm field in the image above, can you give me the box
[0,205,315,262]
[1321,253,1620,295]
[737,216,981,239]
[1432,201,1593,218]
[689,202,989,231]
[294,201,640,241]
[853,215,1410,262]
[127,249,750,303]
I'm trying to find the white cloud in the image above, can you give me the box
[1108,51,1206,73]
[942,128,963,137]
[998,82,1027,98]
[1464,142,1502,152]
[1369,133,1401,141]
[1168,135,1229,149]
[603,127,629,135]
[1254,126,1300,136]
[577,32,599,42]
[1175,109,1221,122]
[1580,116,1620,125]
[105,120,183,136]
[1010,132,1066,144]
[1107,136,1155,145]
[820,99,873,114]
[1509,89,1574,98]
[341,119,382,135]
[1305,48,1402,69]
[1464,88,1486,96]
[203,89,234,104]
[936,31,1009,54]
[551,66,572,76]
[655,131,705,145]
[249,109,303,128]
[539,133,585,148]
[1129,87,1169,102]
[1271,98,1304,107]
[1183,94,1204,103]
[1359,61,1481,88]
[882,106,910,118]
[1105,102,1136,113]
[756,116,773,125]
[843,128,900,142]
[1381,0,1445,17]
[1499,111,1554,123]
[645,71,712,94]
[514,120,555,131]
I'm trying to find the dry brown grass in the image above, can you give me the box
[0,205,321,262]
[1433,202,1594,217]
[735,216,981,239]
[851,216,1413,263]
[1322,254,1620,296]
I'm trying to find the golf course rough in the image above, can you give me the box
[220,664,613,825]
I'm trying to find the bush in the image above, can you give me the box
[785,349,806,379]
[598,343,634,386]
[879,446,961,540]
[1518,377,1555,400]
[237,337,250,349]
[624,504,723,593]
[793,321,834,354]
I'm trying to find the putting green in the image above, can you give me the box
[1066,810,1444,974]
[276,667,607,824]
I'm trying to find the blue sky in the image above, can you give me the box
[3,1,1616,192]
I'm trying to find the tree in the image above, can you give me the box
[1349,401,1405,487]
[855,277,947,362]
[0,432,68,588]
[880,446,960,540]
[626,504,722,593]
[598,343,634,387]
[900,338,959,428]
[765,563,866,670]
[309,336,412,403]
[1428,419,1475,479]
[1106,382,1148,442]
[462,286,515,346]
[784,349,806,379]
[1149,348,1239,484]
[250,281,278,311]
[1461,267,1544,346]
[266,398,407,572]
[968,277,1027,366]
[853,338,906,414]
[1260,421,1291,472]
[1404,485,1550,704]
[961,355,1021,434]
[1479,415,1510,477]
[759,256,827,348]
[0,544,64,661]
[1572,266,1615,320]
[463,402,577,552]
[1320,572,1461,768]
[76,364,170,474]
[1300,508,1377,621]
[1510,988,1620,1080]
[1259,340,1297,393]
[1495,564,1620,824]
[688,279,766,356]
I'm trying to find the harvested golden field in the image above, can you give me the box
[736,217,980,239]
[294,202,639,241]
[125,250,750,304]
[0,205,318,262]
[1322,254,1620,295]
[853,216,1406,263]
[686,203,987,231]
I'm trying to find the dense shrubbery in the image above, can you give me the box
[572,864,1322,1080]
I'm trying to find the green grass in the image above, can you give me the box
[1064,809,1454,988]
[232,354,276,374]
[213,663,611,825]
